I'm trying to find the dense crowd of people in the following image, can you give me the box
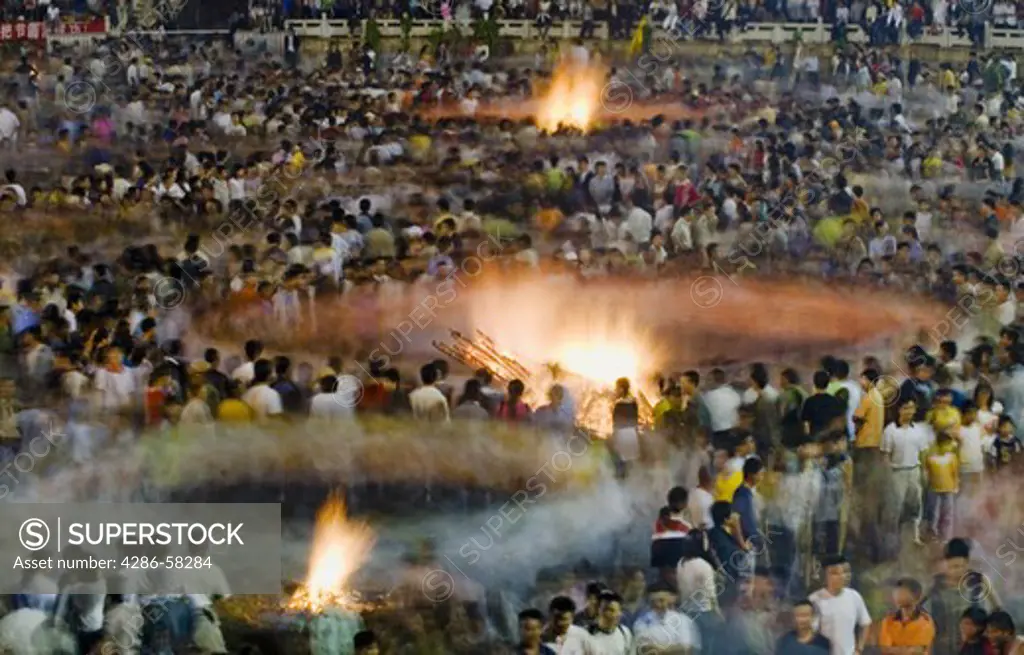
[4,6,1024,653]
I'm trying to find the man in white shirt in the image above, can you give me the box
[188,85,207,121]
[586,591,634,655]
[996,279,1017,326]
[989,144,1006,180]
[957,403,992,498]
[802,54,820,86]
[0,106,20,147]
[677,534,718,619]
[622,196,653,246]
[408,363,450,423]
[2,169,26,207]
[93,346,136,413]
[126,58,141,86]
[310,375,357,421]
[653,199,675,234]
[227,167,248,205]
[240,360,283,420]
[742,363,779,405]
[633,583,700,653]
[831,360,863,441]
[671,215,694,253]
[703,368,742,439]
[230,340,263,387]
[880,398,931,546]
[809,556,871,655]
[543,596,590,655]
[688,466,716,530]
[721,190,739,227]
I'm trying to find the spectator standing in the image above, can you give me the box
[878,578,935,653]
[775,598,831,654]
[809,556,872,655]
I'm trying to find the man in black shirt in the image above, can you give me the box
[203,348,230,402]
[800,370,846,443]
[271,355,307,416]
[898,351,936,422]
[775,599,832,654]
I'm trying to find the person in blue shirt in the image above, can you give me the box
[11,292,40,337]
[900,225,925,262]
[355,198,375,234]
[708,501,752,607]
[775,599,832,654]
[731,456,765,552]
[999,346,1024,440]
[426,237,456,277]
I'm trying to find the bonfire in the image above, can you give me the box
[288,492,377,613]
[535,61,606,133]
[434,329,655,436]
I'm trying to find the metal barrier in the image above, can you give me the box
[36,18,1016,51]
[724,21,981,47]
[282,17,1009,49]
[285,16,609,40]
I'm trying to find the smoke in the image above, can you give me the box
[19,417,675,604]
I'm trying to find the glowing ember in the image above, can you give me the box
[287,492,376,613]
[536,61,606,133]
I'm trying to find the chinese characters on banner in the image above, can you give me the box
[0,19,106,41]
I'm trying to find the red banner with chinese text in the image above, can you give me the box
[0,18,106,42]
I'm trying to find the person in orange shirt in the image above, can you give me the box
[852,368,887,559]
[994,197,1012,225]
[728,128,745,157]
[534,200,565,234]
[878,578,935,654]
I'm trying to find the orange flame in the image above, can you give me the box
[536,61,606,133]
[288,492,376,613]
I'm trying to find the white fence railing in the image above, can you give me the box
[725,21,991,48]
[46,24,233,49]
[39,18,1024,52]
[283,17,1020,50]
[285,17,610,40]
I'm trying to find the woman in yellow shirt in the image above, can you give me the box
[714,466,744,501]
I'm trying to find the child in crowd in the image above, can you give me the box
[922,429,960,542]
[988,415,1024,470]
[956,402,990,498]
